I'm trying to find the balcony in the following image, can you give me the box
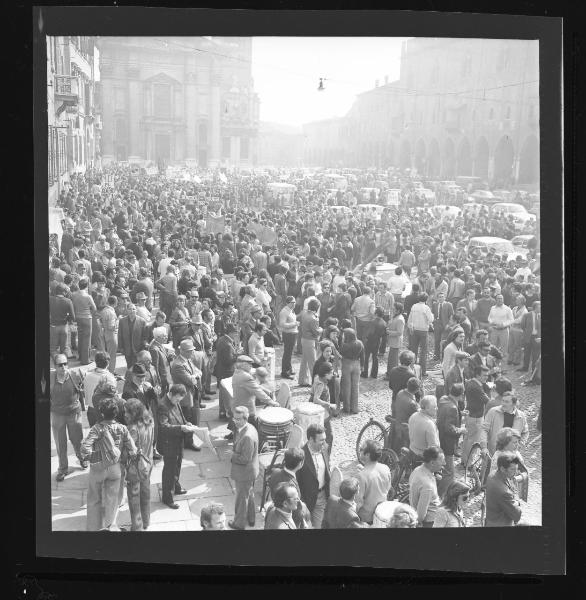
[55,75,79,100]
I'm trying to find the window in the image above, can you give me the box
[241,137,249,159]
[114,88,125,111]
[153,84,171,118]
[222,137,231,158]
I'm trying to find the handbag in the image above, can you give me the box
[126,449,152,482]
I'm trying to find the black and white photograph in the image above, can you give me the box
[33,6,567,573]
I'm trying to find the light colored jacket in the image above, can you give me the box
[481,406,529,454]
[230,423,259,482]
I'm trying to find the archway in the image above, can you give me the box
[442,138,456,179]
[415,138,426,176]
[518,135,539,185]
[456,137,472,176]
[428,138,441,178]
[473,137,489,180]
[493,135,515,187]
[399,139,411,170]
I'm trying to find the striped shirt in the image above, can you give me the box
[374,291,394,316]
[198,250,213,273]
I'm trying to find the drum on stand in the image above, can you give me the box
[256,406,294,453]
[294,402,325,445]
[372,500,403,528]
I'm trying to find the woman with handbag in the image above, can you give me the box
[80,398,137,531]
[124,398,155,531]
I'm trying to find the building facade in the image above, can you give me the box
[97,37,260,168]
[47,36,100,205]
[257,122,304,167]
[303,38,539,189]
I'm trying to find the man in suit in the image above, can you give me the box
[268,447,311,529]
[458,289,478,333]
[157,384,198,509]
[170,339,202,449]
[264,482,300,530]
[444,351,470,405]
[214,324,240,421]
[296,423,331,529]
[322,477,366,528]
[149,326,174,397]
[485,451,523,527]
[228,405,260,530]
[519,301,541,374]
[467,341,499,382]
[462,365,492,462]
[118,303,147,369]
[432,292,454,359]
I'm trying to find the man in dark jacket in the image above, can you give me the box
[388,350,416,403]
[462,365,492,463]
[485,451,523,527]
[157,384,197,509]
[296,424,331,529]
[322,477,366,528]
[362,307,387,378]
[214,324,240,420]
[436,383,466,495]
[50,354,86,481]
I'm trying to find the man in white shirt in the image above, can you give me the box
[278,296,298,379]
[488,294,514,363]
[408,395,441,458]
[388,267,407,302]
[407,293,434,377]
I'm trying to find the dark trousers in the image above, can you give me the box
[324,418,334,457]
[161,453,183,501]
[379,315,390,354]
[363,347,379,377]
[434,325,445,359]
[522,336,540,371]
[409,329,429,376]
[51,410,83,475]
[281,331,296,374]
[76,318,92,364]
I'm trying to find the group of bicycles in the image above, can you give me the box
[356,413,529,526]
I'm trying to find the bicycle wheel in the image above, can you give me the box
[356,419,387,464]
[380,448,400,487]
[465,443,484,494]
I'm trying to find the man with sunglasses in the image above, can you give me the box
[51,354,87,481]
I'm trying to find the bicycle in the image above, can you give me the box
[355,415,419,502]
[464,443,529,526]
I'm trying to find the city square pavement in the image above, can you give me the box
[50,337,542,530]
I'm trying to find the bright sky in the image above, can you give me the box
[251,37,409,129]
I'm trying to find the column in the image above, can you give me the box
[209,80,221,167]
[184,75,197,165]
[128,77,142,162]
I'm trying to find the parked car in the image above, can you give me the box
[467,236,529,259]
[511,234,538,249]
[430,205,461,219]
[469,190,497,204]
[355,259,412,298]
[490,202,537,230]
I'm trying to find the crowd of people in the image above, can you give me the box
[49,163,540,530]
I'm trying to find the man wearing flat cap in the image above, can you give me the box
[170,339,203,449]
[230,355,278,433]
